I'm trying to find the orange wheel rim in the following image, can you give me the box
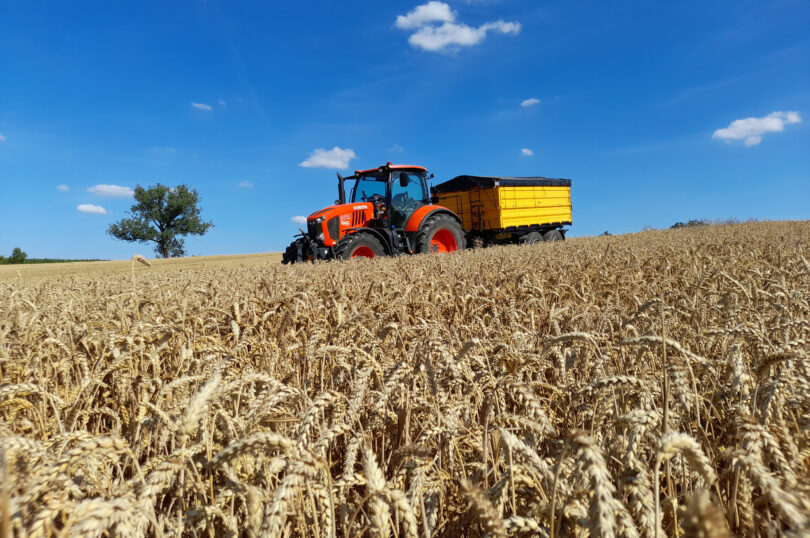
[430,229,457,253]
[351,246,376,258]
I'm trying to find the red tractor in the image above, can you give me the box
[282,162,465,263]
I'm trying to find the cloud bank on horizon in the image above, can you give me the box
[395,1,520,52]
[713,111,801,147]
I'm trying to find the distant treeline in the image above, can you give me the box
[0,247,101,265]
[601,218,760,236]
[671,217,760,229]
[0,258,103,265]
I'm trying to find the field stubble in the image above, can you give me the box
[0,220,809,537]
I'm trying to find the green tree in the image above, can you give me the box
[8,247,28,264]
[107,184,213,258]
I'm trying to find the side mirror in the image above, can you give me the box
[399,172,409,188]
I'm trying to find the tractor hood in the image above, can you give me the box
[308,202,373,221]
[306,202,375,247]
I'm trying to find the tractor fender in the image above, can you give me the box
[405,205,462,233]
[342,227,394,255]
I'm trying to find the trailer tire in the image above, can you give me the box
[335,233,385,260]
[519,232,544,245]
[415,213,465,254]
[544,230,564,242]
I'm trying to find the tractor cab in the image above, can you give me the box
[348,164,430,228]
[282,162,465,263]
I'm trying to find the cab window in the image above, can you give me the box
[391,172,427,228]
[352,176,387,202]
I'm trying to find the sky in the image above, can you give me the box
[1,0,808,259]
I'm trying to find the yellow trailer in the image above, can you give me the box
[431,175,572,244]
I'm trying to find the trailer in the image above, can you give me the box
[431,175,572,245]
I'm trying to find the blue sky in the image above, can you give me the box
[1,0,808,259]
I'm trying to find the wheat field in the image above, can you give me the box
[0,252,282,282]
[1,220,809,537]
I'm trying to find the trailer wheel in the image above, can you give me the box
[544,230,564,242]
[335,233,385,260]
[519,232,544,245]
[416,213,465,254]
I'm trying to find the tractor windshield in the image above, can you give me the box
[390,171,428,228]
[351,176,387,202]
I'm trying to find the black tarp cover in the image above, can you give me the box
[432,175,572,193]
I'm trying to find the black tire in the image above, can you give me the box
[415,213,466,254]
[519,231,544,245]
[282,240,301,264]
[334,232,386,260]
[544,230,564,242]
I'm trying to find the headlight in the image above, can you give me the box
[316,232,324,242]
[313,216,325,224]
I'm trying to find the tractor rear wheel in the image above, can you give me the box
[415,213,465,254]
[335,233,385,260]
[544,230,564,242]
[519,231,544,245]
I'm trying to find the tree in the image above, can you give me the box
[107,184,213,258]
[671,219,707,229]
[8,247,28,264]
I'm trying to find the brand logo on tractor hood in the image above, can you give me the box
[353,205,367,210]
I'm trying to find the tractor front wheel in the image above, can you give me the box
[335,233,386,260]
[282,240,302,264]
[415,213,465,254]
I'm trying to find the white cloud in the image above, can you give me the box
[0,134,5,141]
[218,100,227,107]
[521,98,540,107]
[149,146,177,155]
[239,180,254,188]
[77,203,108,215]
[57,184,70,192]
[300,146,357,169]
[87,184,134,197]
[389,144,404,152]
[191,102,213,111]
[408,20,520,52]
[520,148,533,156]
[395,1,456,29]
[395,2,520,52]
[291,216,308,224]
[713,111,801,147]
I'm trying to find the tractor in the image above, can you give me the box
[282,162,465,263]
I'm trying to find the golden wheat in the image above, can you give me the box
[0,220,808,536]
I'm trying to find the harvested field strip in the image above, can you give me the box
[1,220,808,536]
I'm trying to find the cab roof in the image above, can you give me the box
[355,162,427,175]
